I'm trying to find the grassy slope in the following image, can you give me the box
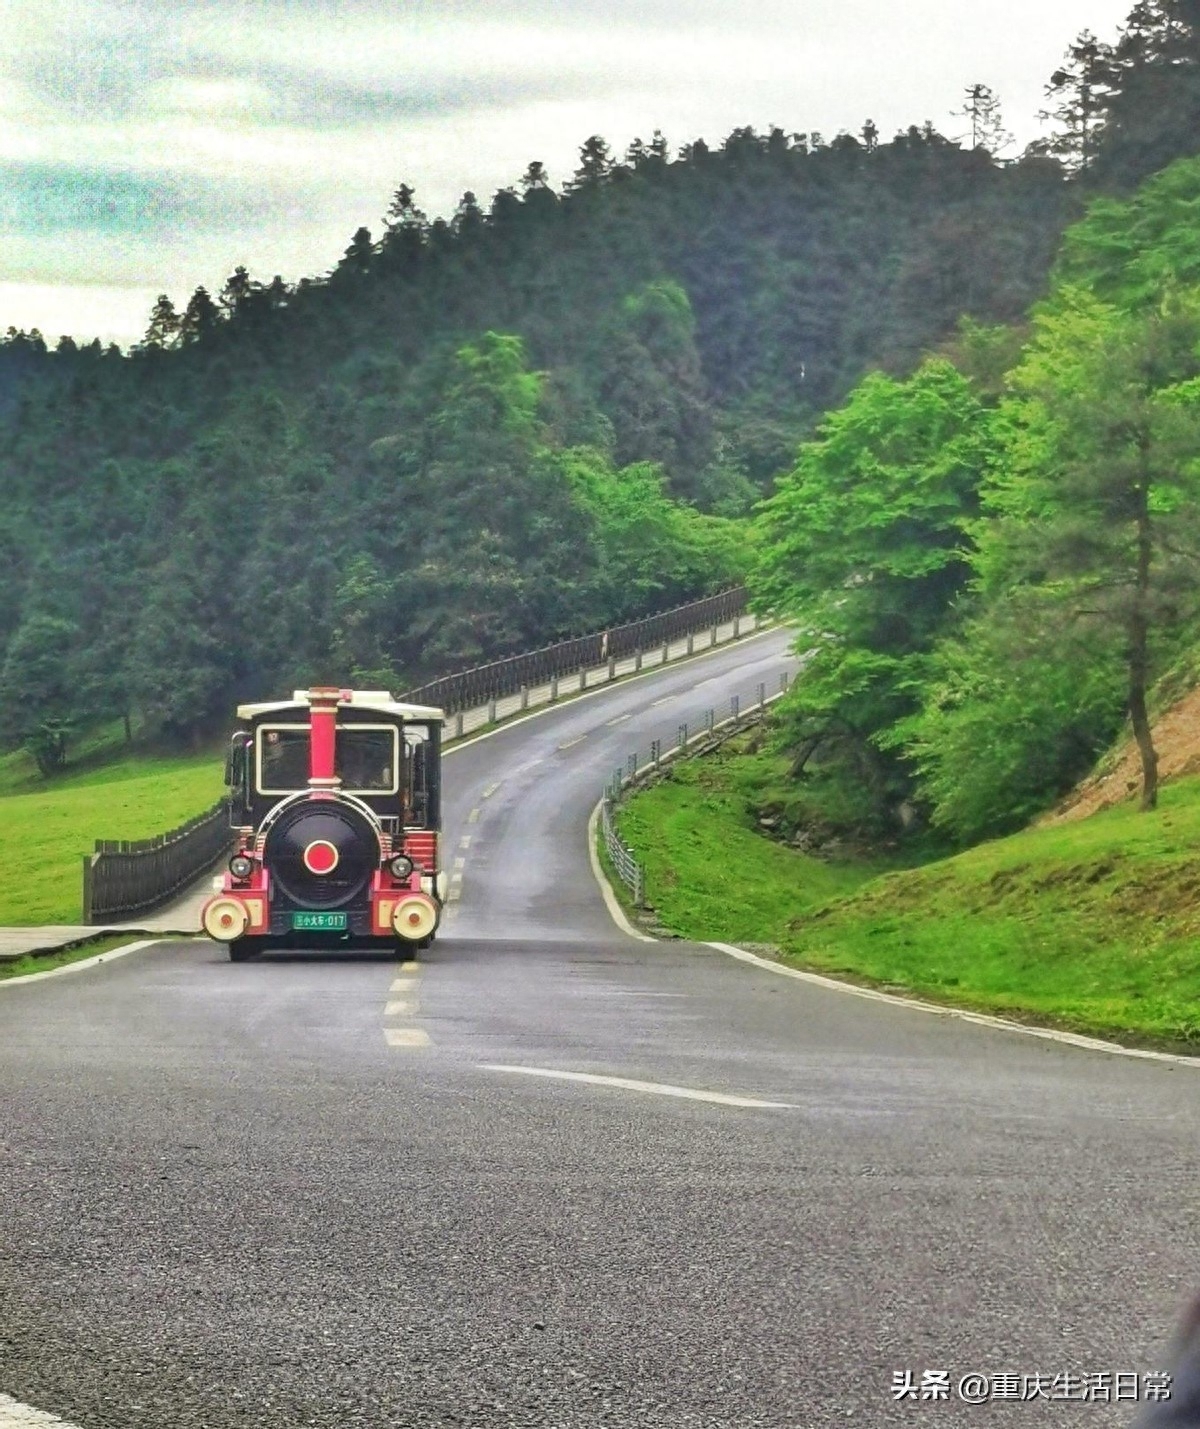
[616,740,1200,1049]
[0,747,223,924]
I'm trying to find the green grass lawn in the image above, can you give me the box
[616,739,1200,1049]
[0,750,224,924]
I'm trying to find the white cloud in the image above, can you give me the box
[0,0,1138,345]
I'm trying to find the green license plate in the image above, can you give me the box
[292,911,348,931]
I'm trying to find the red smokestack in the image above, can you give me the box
[308,688,341,788]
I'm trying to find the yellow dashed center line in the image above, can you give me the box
[385,964,430,1048]
[557,735,586,750]
[458,835,472,850]
[385,1028,431,1048]
[467,807,481,824]
[482,781,502,799]
[605,714,632,726]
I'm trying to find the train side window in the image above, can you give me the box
[404,730,430,826]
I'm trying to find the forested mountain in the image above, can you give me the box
[2,0,1197,770]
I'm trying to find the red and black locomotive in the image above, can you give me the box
[202,688,444,961]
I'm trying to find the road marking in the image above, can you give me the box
[398,960,419,973]
[557,734,586,750]
[0,1394,85,1427]
[481,1064,793,1109]
[386,1028,431,1048]
[447,887,461,902]
[453,856,466,870]
[586,800,654,944]
[384,999,417,1017]
[458,835,472,850]
[0,938,165,991]
[651,695,676,707]
[482,781,502,799]
[704,943,1200,1070]
[605,714,632,726]
[467,807,481,824]
[389,977,418,994]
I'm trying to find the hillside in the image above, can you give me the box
[0,128,1076,761]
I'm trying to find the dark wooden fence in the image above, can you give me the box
[83,800,232,925]
[401,586,748,714]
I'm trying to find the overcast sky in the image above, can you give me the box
[1,0,1135,348]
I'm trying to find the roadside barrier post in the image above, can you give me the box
[651,738,661,768]
[520,685,529,711]
[731,694,739,722]
[627,753,637,781]
[454,713,464,739]
[608,656,616,680]
[488,696,497,724]
[706,708,714,734]
[733,615,741,638]
[661,640,670,666]
[579,669,586,692]
[686,633,694,656]
[710,622,718,648]
[550,675,559,702]
[634,649,642,672]
[758,682,766,710]
[780,672,790,693]
[678,722,688,751]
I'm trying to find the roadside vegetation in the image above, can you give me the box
[617,737,1200,1049]
[0,750,222,924]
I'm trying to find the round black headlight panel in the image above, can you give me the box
[265,801,378,909]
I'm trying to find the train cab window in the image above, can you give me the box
[256,724,400,795]
[335,729,397,793]
[258,728,310,793]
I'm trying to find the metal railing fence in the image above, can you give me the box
[401,586,747,715]
[599,673,792,911]
[83,800,232,924]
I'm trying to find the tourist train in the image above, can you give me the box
[201,688,444,961]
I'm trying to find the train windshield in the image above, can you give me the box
[256,725,400,795]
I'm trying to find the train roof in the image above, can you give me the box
[236,689,445,723]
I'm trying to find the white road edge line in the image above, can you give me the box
[0,1391,85,1426]
[0,939,165,991]
[585,792,1200,1069]
[706,942,1200,1070]
[587,799,655,944]
[481,1064,793,1109]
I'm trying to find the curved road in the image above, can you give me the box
[2,628,1198,1428]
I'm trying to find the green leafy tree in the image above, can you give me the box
[974,289,1200,810]
[1034,30,1117,175]
[904,594,1125,840]
[0,614,79,774]
[752,360,992,829]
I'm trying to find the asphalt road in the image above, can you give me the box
[2,627,1199,1429]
